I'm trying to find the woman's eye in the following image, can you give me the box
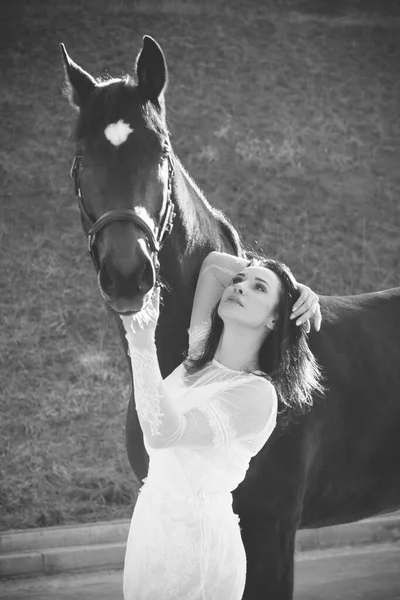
[256,284,266,292]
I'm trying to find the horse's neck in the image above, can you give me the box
[160,154,244,312]
[156,157,244,374]
[177,159,216,217]
[172,157,244,257]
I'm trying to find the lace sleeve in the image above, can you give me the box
[126,328,277,451]
[127,339,186,447]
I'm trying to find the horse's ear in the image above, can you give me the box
[60,43,96,110]
[135,35,168,106]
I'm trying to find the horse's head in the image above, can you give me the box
[61,36,175,315]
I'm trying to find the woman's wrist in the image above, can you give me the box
[197,252,250,294]
[205,251,249,273]
[125,329,156,349]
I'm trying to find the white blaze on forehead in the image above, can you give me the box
[104,120,133,147]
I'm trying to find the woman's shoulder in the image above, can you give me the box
[219,368,276,393]
[247,373,277,400]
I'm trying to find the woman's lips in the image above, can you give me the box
[226,295,243,307]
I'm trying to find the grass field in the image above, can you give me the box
[1,0,399,530]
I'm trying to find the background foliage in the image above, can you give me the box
[1,0,399,529]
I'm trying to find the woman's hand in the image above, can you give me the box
[120,287,161,343]
[291,283,321,333]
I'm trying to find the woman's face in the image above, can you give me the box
[218,266,282,331]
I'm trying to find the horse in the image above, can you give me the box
[60,36,400,600]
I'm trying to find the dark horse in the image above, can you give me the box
[61,36,400,599]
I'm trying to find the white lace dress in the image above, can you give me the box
[123,320,278,600]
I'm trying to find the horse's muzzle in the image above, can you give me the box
[98,251,156,314]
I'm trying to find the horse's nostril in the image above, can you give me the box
[99,257,154,300]
[99,262,115,297]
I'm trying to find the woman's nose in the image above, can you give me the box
[234,283,244,294]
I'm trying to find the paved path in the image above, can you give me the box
[1,543,399,599]
[295,543,400,600]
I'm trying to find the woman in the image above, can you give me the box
[122,250,323,600]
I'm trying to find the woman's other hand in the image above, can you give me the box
[120,286,161,340]
[291,283,321,333]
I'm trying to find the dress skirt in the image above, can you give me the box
[123,484,247,600]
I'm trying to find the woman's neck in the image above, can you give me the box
[213,323,264,372]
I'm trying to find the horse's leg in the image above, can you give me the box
[240,513,296,600]
[125,392,149,483]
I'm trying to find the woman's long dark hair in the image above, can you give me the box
[183,253,325,418]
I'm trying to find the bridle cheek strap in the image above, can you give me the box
[70,154,176,272]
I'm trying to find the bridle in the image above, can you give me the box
[70,152,176,273]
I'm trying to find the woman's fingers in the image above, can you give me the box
[291,287,320,326]
[294,297,319,326]
[135,287,161,329]
[121,314,138,334]
[312,304,322,331]
[291,287,318,317]
[291,287,309,315]
[299,304,322,333]
[120,287,161,333]
[149,287,161,318]
[291,298,315,321]
[120,314,132,330]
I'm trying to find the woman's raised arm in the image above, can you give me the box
[189,251,249,333]
[190,251,322,334]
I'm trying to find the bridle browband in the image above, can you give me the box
[70,152,176,273]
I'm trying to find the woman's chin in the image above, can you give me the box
[219,311,264,332]
[219,310,248,327]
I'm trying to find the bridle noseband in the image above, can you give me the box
[70,153,176,273]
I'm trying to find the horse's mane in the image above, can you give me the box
[177,158,245,258]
